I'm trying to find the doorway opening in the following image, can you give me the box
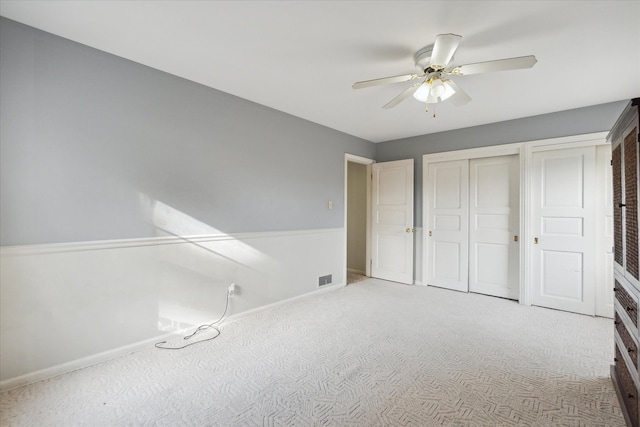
[345,154,374,285]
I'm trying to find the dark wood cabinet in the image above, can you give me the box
[611,98,640,427]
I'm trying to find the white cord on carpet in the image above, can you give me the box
[154,291,230,350]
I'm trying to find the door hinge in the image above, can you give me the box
[610,159,613,166]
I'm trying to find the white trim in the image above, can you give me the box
[1,227,346,389]
[223,281,345,326]
[519,143,531,306]
[423,142,522,163]
[413,226,423,286]
[526,131,608,150]
[595,145,614,318]
[0,228,343,256]
[345,153,375,164]
[0,280,346,391]
[0,332,178,391]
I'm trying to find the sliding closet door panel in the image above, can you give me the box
[469,155,520,299]
[531,147,596,315]
[426,160,469,291]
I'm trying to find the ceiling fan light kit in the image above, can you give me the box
[353,33,537,115]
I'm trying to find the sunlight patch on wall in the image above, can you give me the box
[139,195,275,331]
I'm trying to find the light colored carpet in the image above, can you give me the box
[0,279,624,426]
[347,271,368,284]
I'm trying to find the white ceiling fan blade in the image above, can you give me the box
[382,83,421,109]
[445,81,472,107]
[452,55,537,76]
[352,73,422,89]
[430,33,462,69]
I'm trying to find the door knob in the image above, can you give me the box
[534,237,538,244]
[406,228,412,233]
[514,235,518,242]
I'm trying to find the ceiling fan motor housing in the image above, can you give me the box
[415,45,455,73]
[414,46,433,71]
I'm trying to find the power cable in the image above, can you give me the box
[155,290,230,350]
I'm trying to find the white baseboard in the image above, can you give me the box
[0,280,346,392]
[1,228,346,390]
[222,281,346,326]
[0,332,174,391]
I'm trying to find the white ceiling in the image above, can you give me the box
[1,1,639,143]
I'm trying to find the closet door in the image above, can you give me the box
[530,146,596,315]
[426,160,469,291]
[469,155,520,299]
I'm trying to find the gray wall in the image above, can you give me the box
[375,101,629,227]
[0,17,629,245]
[0,18,375,246]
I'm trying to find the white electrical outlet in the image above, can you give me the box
[228,283,236,296]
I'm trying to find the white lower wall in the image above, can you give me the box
[0,228,344,389]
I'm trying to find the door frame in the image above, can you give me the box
[344,154,375,281]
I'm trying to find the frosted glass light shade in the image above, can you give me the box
[412,84,430,102]
[430,79,446,98]
[439,82,456,101]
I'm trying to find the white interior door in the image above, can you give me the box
[469,155,520,299]
[426,160,469,291]
[371,159,414,284]
[530,146,596,315]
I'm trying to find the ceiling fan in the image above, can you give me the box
[352,34,537,113]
